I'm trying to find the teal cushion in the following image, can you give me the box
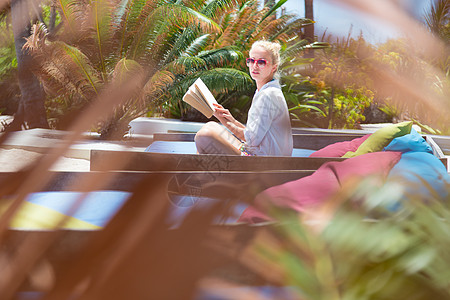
[343,121,413,158]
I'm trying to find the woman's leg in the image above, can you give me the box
[195,122,242,155]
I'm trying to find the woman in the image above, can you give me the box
[195,40,293,156]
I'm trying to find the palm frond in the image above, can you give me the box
[60,42,102,96]
[129,4,221,60]
[144,70,175,101]
[250,16,289,43]
[109,59,147,122]
[183,33,211,56]
[24,24,102,101]
[126,0,155,34]
[56,0,80,35]
[112,0,159,58]
[214,1,258,47]
[166,56,207,74]
[112,58,144,84]
[281,41,330,69]
[161,28,207,66]
[90,0,114,76]
[197,46,243,68]
[268,15,310,42]
[215,8,234,30]
[169,67,253,100]
[239,5,268,44]
[424,0,450,41]
[279,59,313,74]
[201,0,238,21]
[260,0,288,23]
[180,0,206,13]
[281,39,312,60]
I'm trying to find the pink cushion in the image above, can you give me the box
[239,151,402,223]
[309,134,371,158]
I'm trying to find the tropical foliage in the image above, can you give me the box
[161,0,327,122]
[0,0,327,135]
[285,35,375,129]
[425,0,450,45]
[287,25,449,131]
[0,16,19,116]
[20,0,252,137]
[282,0,449,131]
[0,0,447,133]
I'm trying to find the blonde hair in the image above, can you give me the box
[250,40,281,67]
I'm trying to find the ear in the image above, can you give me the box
[272,64,278,74]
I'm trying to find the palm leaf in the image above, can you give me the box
[269,15,312,42]
[168,68,253,100]
[214,7,234,32]
[91,0,114,76]
[61,42,102,95]
[111,58,146,117]
[281,39,310,59]
[280,58,314,73]
[24,23,101,100]
[56,0,80,35]
[215,1,259,47]
[201,0,238,21]
[261,0,288,23]
[181,0,206,13]
[424,0,450,39]
[113,0,158,58]
[251,16,289,42]
[289,104,326,116]
[281,41,330,65]
[166,56,207,74]
[183,34,211,56]
[241,3,266,37]
[144,70,176,103]
[112,58,144,83]
[162,29,208,66]
[197,47,243,68]
[129,4,221,60]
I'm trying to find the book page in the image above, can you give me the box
[190,86,213,115]
[193,78,218,112]
[182,88,214,118]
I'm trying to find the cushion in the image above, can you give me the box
[145,141,198,154]
[384,152,450,211]
[383,128,432,154]
[239,151,402,223]
[343,121,413,158]
[309,134,371,157]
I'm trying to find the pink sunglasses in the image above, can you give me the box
[246,58,268,68]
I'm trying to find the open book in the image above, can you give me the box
[182,78,218,118]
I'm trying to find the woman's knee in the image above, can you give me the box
[195,122,221,139]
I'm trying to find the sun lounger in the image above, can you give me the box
[151,132,367,149]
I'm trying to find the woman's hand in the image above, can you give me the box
[213,103,235,124]
[213,103,245,141]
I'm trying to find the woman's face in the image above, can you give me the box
[247,46,277,87]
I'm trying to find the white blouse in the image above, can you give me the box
[243,79,293,156]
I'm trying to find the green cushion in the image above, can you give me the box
[343,121,413,158]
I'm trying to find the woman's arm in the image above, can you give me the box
[213,103,246,141]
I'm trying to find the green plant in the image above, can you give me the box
[0,16,20,116]
[23,0,253,137]
[332,87,372,128]
[163,0,325,123]
[281,75,328,126]
[378,102,401,122]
